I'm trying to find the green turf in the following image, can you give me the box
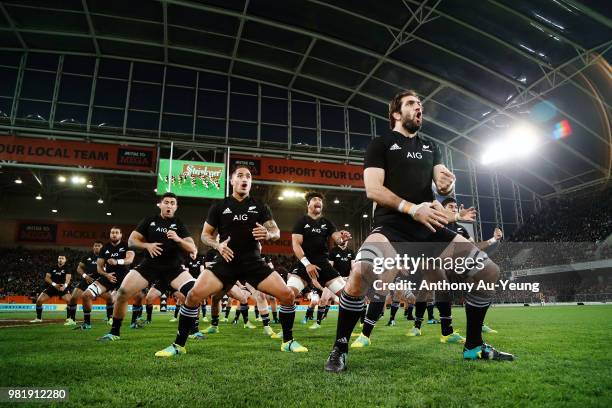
[1,306,611,407]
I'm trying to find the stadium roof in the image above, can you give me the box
[0,0,610,196]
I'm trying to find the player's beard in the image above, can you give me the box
[402,115,421,134]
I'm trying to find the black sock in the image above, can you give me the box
[323,305,330,318]
[389,301,399,321]
[131,306,142,324]
[174,305,180,318]
[360,304,367,324]
[175,305,198,347]
[427,303,435,320]
[414,302,426,329]
[67,304,77,320]
[110,318,123,336]
[106,303,114,320]
[305,307,314,320]
[437,301,453,336]
[407,304,414,319]
[240,303,249,323]
[316,306,325,325]
[261,313,270,327]
[189,315,200,334]
[272,310,278,321]
[254,306,260,319]
[234,308,240,321]
[465,303,489,350]
[211,314,219,327]
[201,302,207,317]
[84,310,91,325]
[36,306,43,320]
[66,306,71,319]
[279,305,296,342]
[362,301,385,337]
[225,305,231,319]
[146,304,153,322]
[404,304,409,316]
[334,291,365,353]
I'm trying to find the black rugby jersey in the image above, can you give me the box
[329,246,354,277]
[206,196,273,261]
[446,222,471,240]
[48,265,69,284]
[99,241,130,275]
[80,252,99,277]
[292,215,337,263]
[135,215,191,264]
[364,131,443,228]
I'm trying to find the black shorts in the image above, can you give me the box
[372,223,457,244]
[134,260,186,287]
[151,280,174,295]
[209,255,274,292]
[42,285,68,298]
[76,279,90,291]
[291,260,340,287]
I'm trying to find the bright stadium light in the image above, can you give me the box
[51,209,58,213]
[106,212,112,216]
[282,190,304,199]
[14,177,22,184]
[344,223,349,227]
[86,182,93,189]
[58,175,66,182]
[362,214,368,218]
[278,196,285,201]
[333,198,340,204]
[35,194,42,200]
[481,123,540,165]
[97,198,104,204]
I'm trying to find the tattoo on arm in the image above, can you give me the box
[263,220,280,241]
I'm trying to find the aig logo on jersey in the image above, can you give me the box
[233,214,248,221]
[407,151,423,159]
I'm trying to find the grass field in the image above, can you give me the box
[2,305,611,407]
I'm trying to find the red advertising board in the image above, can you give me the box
[261,231,293,255]
[231,155,364,188]
[0,136,156,172]
[17,221,135,246]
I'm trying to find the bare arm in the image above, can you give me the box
[64,274,71,287]
[364,167,412,211]
[176,237,196,255]
[292,233,306,260]
[128,230,149,251]
[201,222,220,251]
[44,273,53,286]
[433,164,455,195]
[124,250,135,265]
[263,220,280,241]
[365,167,447,232]
[76,262,86,278]
[202,222,233,262]
[97,258,111,279]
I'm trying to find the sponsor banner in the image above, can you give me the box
[0,136,156,172]
[157,159,226,199]
[261,231,293,255]
[0,304,58,311]
[16,221,134,246]
[16,223,57,243]
[231,155,364,188]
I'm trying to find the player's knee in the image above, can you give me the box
[115,287,130,302]
[277,288,294,305]
[475,259,500,283]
